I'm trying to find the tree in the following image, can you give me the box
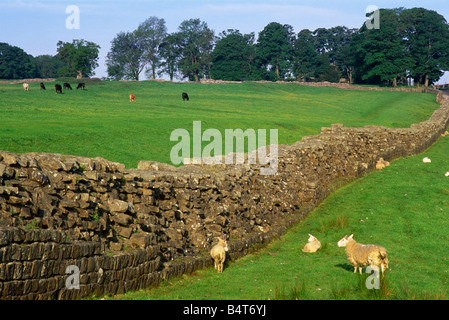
[211,29,258,81]
[257,22,295,81]
[0,43,38,79]
[293,29,319,81]
[106,31,144,81]
[137,17,168,80]
[106,17,167,81]
[158,33,182,81]
[401,8,449,86]
[325,26,358,83]
[316,53,341,83]
[177,18,215,82]
[352,9,410,86]
[56,39,100,78]
[33,55,65,78]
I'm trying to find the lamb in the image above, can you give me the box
[23,83,29,91]
[337,234,388,275]
[302,234,321,253]
[210,237,229,273]
[375,157,390,170]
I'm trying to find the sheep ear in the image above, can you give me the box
[348,234,353,239]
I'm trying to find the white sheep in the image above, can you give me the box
[210,237,229,273]
[23,83,29,91]
[423,157,431,163]
[337,234,389,275]
[375,157,390,170]
[302,234,321,253]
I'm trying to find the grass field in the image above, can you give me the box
[0,81,440,168]
[105,134,449,300]
[1,80,446,300]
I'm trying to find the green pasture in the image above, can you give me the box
[0,80,440,168]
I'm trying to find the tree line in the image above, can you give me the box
[1,7,448,86]
[0,39,100,80]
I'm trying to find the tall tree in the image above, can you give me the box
[257,22,295,81]
[0,43,37,79]
[401,8,449,86]
[293,29,319,81]
[56,39,100,78]
[158,33,182,81]
[106,17,167,81]
[211,29,258,81]
[177,18,215,82]
[352,9,410,86]
[106,31,145,80]
[137,17,168,80]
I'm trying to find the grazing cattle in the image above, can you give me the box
[40,82,46,90]
[182,92,189,101]
[129,94,136,102]
[55,84,62,94]
[63,83,73,90]
[76,83,85,90]
[23,83,29,91]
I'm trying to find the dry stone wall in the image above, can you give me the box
[0,88,448,299]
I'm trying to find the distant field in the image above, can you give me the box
[0,81,440,168]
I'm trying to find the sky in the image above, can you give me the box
[1,0,448,83]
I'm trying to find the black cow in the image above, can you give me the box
[76,83,85,90]
[182,92,189,101]
[40,82,46,90]
[63,83,73,90]
[55,84,62,94]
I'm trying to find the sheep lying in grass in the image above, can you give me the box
[210,237,229,273]
[302,234,321,253]
[375,157,390,170]
[337,234,389,276]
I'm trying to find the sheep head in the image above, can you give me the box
[337,234,354,247]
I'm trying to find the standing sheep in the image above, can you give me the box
[302,234,321,253]
[23,83,29,91]
[337,234,389,275]
[210,237,229,273]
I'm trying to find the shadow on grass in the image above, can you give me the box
[335,263,354,272]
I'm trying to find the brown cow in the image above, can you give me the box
[129,94,136,102]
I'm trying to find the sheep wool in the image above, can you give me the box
[302,234,321,253]
[210,238,229,273]
[338,234,389,275]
